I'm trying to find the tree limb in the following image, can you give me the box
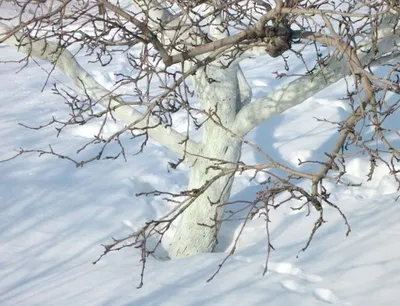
[99,0,172,65]
[232,14,399,138]
[0,22,200,163]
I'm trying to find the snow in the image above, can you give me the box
[1,27,400,306]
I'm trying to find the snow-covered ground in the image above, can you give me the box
[1,27,400,306]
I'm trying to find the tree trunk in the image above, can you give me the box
[169,139,241,258]
[169,64,242,258]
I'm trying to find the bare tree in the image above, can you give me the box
[1,0,399,285]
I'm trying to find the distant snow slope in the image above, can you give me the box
[0,38,399,306]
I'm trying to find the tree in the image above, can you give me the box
[1,0,399,284]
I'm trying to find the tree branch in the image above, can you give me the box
[0,22,199,163]
[232,14,399,138]
[168,8,279,65]
[99,0,172,65]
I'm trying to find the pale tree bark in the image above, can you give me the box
[169,64,243,257]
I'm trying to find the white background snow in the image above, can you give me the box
[0,11,400,305]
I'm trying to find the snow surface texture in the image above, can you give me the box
[1,37,400,306]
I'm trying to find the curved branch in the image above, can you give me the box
[0,22,199,162]
[168,9,279,65]
[232,14,399,138]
